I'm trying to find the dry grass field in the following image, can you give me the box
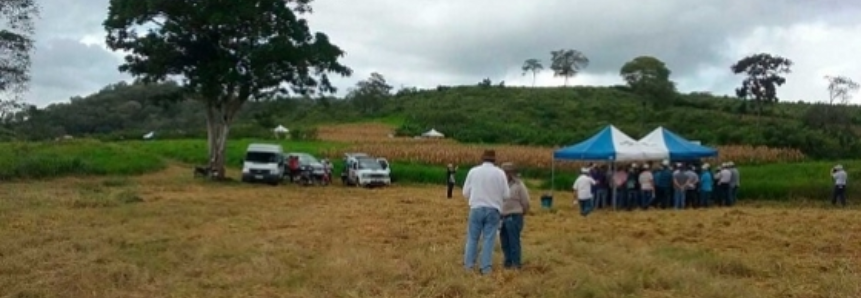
[1,166,859,298]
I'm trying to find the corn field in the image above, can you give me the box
[321,141,805,169]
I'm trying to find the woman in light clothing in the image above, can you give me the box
[499,162,530,269]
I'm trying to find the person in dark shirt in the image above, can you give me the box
[591,165,608,208]
[446,164,458,198]
[625,163,640,211]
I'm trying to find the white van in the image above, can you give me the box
[241,143,286,185]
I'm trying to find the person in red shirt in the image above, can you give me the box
[288,156,300,182]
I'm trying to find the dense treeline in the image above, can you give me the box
[4,78,861,159]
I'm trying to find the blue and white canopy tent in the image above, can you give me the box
[551,125,659,209]
[637,126,718,160]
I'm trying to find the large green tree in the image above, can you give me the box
[730,53,792,116]
[619,56,676,102]
[346,72,391,115]
[103,0,351,178]
[549,49,588,86]
[0,0,39,119]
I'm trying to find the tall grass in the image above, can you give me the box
[0,139,165,180]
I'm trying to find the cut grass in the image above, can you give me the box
[0,166,858,298]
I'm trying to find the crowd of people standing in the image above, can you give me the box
[573,159,741,216]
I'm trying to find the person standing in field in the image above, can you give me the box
[461,150,510,275]
[446,164,458,199]
[592,164,609,209]
[728,161,740,206]
[499,162,530,269]
[573,167,596,216]
[638,164,654,209]
[655,160,673,209]
[717,163,732,206]
[699,163,713,208]
[684,164,700,208]
[672,163,690,209]
[612,166,628,209]
[831,164,847,207]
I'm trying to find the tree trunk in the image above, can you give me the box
[532,72,536,87]
[564,76,569,87]
[205,101,237,179]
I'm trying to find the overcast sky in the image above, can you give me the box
[25,0,861,107]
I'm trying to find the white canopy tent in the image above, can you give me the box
[142,131,155,140]
[273,125,289,139]
[421,128,445,138]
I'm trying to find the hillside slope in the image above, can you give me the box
[391,86,861,159]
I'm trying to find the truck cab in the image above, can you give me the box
[341,153,391,187]
[241,143,286,185]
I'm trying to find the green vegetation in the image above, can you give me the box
[0,140,165,180]
[0,138,850,201]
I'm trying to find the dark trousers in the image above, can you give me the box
[716,184,730,206]
[685,189,697,208]
[447,183,454,198]
[656,187,670,209]
[833,185,847,206]
[700,191,711,208]
[500,213,524,269]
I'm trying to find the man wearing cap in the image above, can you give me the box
[638,164,654,209]
[655,160,673,209]
[699,163,713,208]
[831,164,847,207]
[728,162,740,206]
[573,167,596,216]
[461,149,510,275]
[500,162,530,269]
[672,163,691,209]
[716,163,732,206]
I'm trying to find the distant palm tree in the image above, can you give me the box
[550,49,589,86]
[521,59,543,87]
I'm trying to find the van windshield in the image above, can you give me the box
[357,158,382,170]
[245,152,278,163]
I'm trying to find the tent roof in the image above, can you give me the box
[273,125,288,132]
[553,125,657,161]
[638,126,717,159]
[421,128,444,137]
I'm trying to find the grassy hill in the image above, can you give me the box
[13,81,861,159]
[389,86,861,159]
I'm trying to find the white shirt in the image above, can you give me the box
[833,170,847,186]
[572,174,595,200]
[462,162,510,212]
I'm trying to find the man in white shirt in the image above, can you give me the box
[717,163,732,207]
[832,164,847,207]
[573,168,596,216]
[461,149,510,275]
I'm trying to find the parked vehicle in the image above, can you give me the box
[341,153,391,187]
[241,143,286,185]
[285,152,327,186]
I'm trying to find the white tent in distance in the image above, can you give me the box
[143,131,155,140]
[421,128,444,138]
[273,125,289,139]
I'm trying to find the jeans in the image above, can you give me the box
[716,184,730,206]
[640,190,653,209]
[500,213,524,268]
[625,189,638,211]
[673,188,686,209]
[832,185,846,206]
[729,186,738,206]
[700,191,711,208]
[595,188,608,208]
[656,187,670,209]
[447,183,454,198]
[464,207,501,274]
[579,198,594,216]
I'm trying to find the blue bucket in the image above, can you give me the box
[540,194,553,209]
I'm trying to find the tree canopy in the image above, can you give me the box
[730,53,793,114]
[550,49,589,86]
[103,0,351,177]
[619,56,676,106]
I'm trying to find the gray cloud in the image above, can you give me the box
[19,0,861,106]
